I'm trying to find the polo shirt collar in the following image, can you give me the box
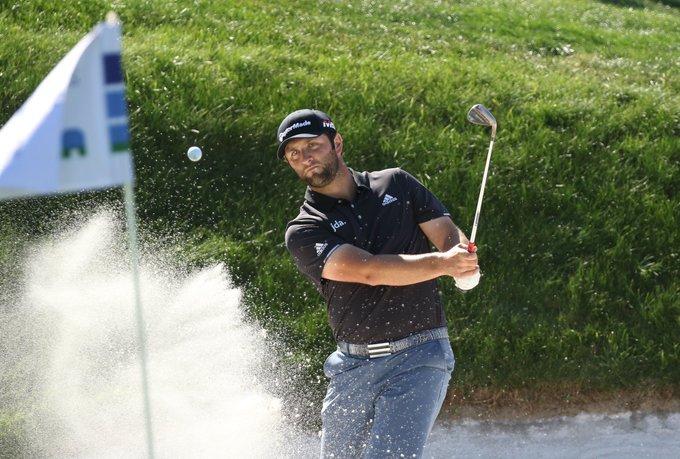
[304,168,370,211]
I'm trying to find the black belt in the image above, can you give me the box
[337,327,449,359]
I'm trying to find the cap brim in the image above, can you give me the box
[277,133,322,159]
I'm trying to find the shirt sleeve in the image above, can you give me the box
[398,168,451,224]
[285,222,346,288]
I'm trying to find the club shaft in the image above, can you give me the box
[469,134,495,244]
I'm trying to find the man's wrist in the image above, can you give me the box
[431,252,447,277]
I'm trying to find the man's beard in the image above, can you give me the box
[301,153,339,188]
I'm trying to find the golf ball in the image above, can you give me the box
[187,146,202,161]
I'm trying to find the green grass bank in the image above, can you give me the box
[1,0,679,444]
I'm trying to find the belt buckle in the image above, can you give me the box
[366,341,391,358]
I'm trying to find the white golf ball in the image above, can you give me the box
[187,146,202,161]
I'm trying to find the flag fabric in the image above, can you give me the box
[0,18,133,200]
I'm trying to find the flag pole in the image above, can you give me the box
[123,180,155,458]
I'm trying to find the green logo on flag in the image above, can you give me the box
[62,129,87,158]
[109,124,129,153]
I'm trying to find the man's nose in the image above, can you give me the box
[302,147,314,161]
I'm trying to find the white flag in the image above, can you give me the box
[0,17,134,200]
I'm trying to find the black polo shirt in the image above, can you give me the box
[284,167,451,344]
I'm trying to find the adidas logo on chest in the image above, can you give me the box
[382,194,398,206]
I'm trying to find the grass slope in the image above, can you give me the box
[1,0,678,439]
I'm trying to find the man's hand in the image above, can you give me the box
[440,243,478,278]
[441,243,481,290]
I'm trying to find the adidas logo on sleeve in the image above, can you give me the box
[382,194,398,206]
[315,242,328,256]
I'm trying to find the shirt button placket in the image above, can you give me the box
[352,203,363,225]
[349,202,365,244]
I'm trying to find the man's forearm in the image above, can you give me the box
[440,226,468,251]
[360,252,446,286]
[419,217,469,252]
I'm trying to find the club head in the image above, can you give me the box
[467,104,497,129]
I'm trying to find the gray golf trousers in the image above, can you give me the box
[320,338,455,458]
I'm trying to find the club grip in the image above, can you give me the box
[467,242,477,253]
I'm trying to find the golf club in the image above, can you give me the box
[466,104,497,253]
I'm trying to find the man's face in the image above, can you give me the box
[284,134,340,188]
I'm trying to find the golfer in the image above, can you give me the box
[280,109,480,458]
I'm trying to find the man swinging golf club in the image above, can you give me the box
[280,109,481,458]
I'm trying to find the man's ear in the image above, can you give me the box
[334,132,344,156]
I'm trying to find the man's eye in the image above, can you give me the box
[288,150,299,158]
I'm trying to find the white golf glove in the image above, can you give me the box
[455,269,481,291]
